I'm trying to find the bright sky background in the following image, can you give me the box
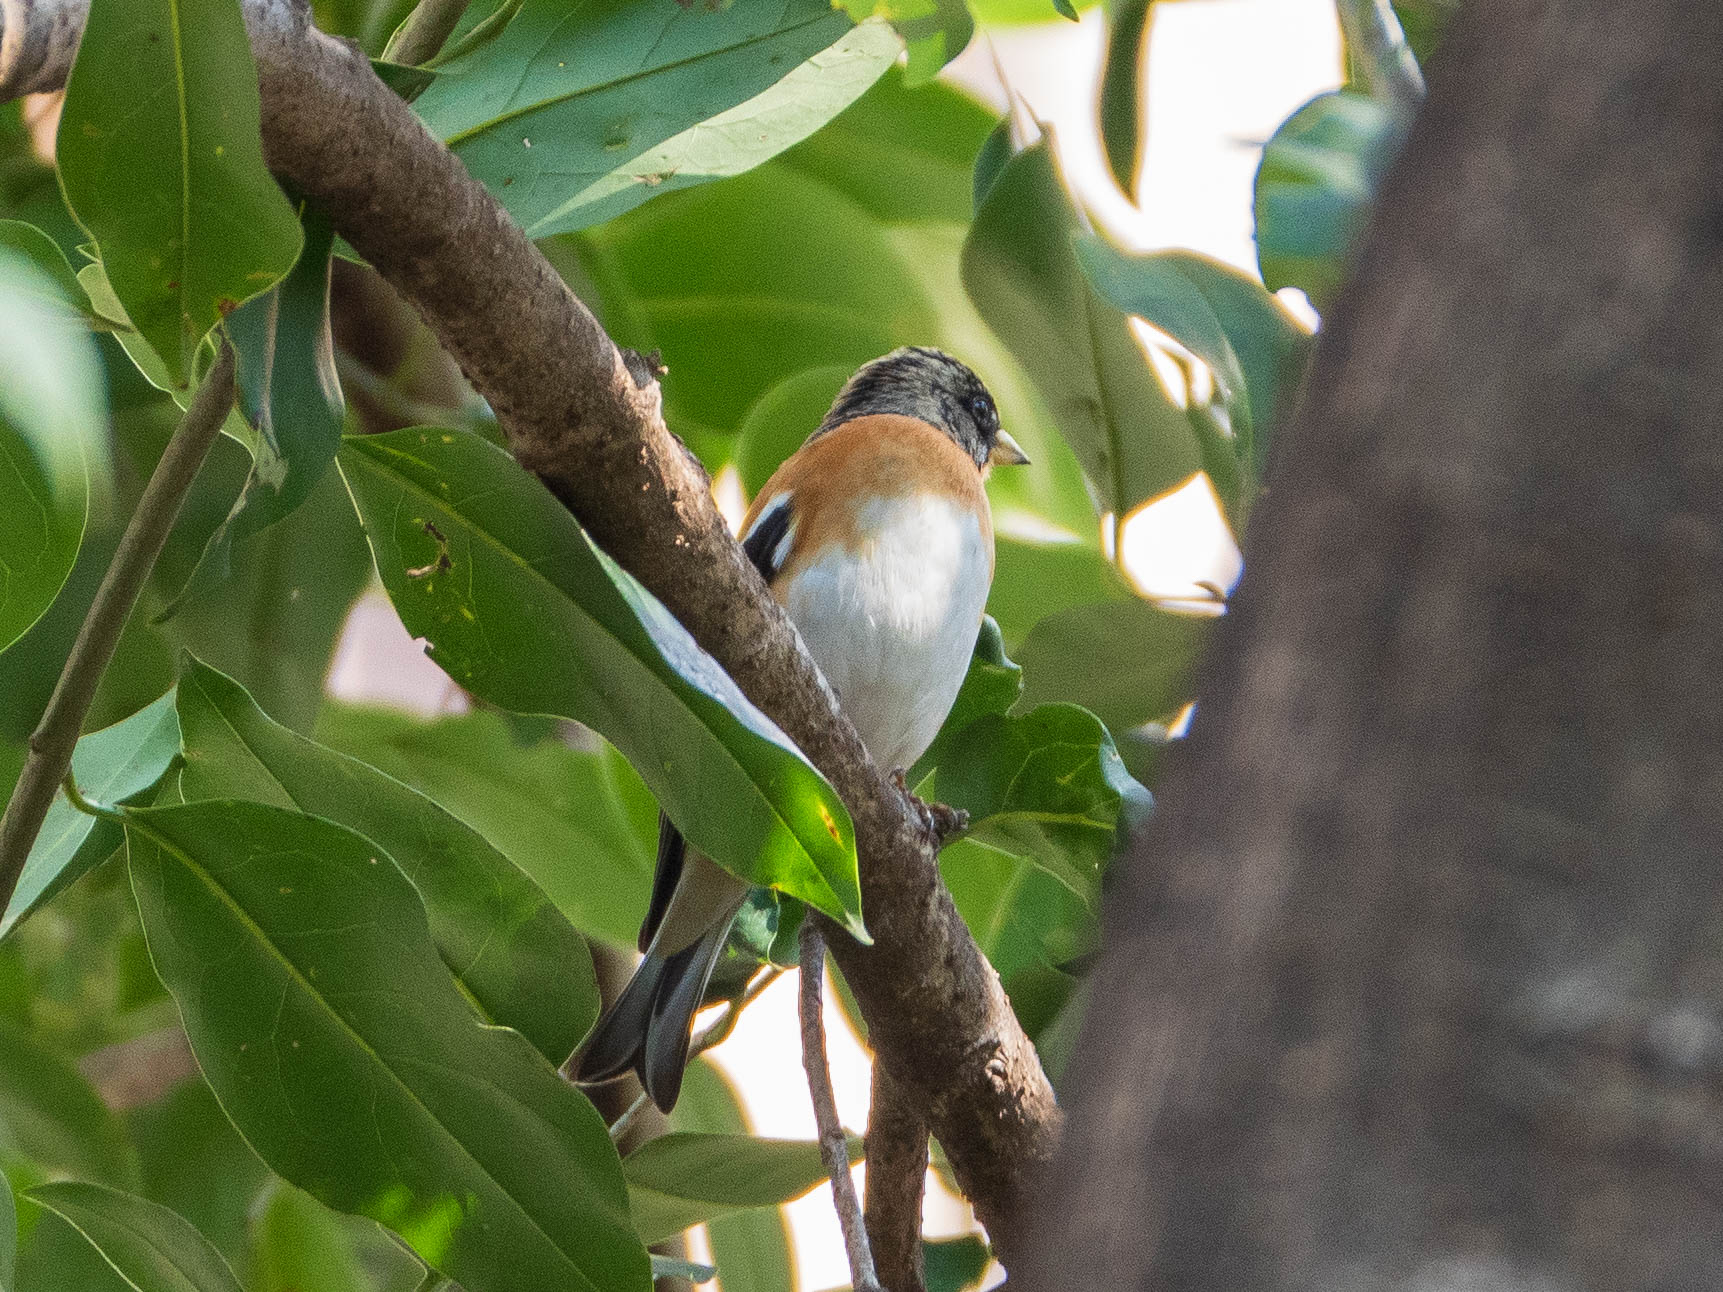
[328,4,1342,1287]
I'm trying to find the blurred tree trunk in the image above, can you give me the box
[1021,2,1723,1288]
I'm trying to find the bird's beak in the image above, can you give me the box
[989,429,1030,467]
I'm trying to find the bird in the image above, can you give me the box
[572,346,1029,1111]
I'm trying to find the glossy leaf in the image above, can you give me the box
[623,1131,861,1245]
[1253,89,1403,314]
[0,1017,139,1188]
[670,1061,795,1292]
[172,207,344,604]
[413,1,896,238]
[1075,237,1310,478]
[25,1181,243,1292]
[925,1234,991,1292]
[0,245,105,652]
[174,656,597,1062]
[1017,597,1213,733]
[941,835,1090,985]
[963,138,1201,518]
[0,1163,13,1292]
[1,691,179,940]
[314,704,658,949]
[56,0,302,385]
[911,615,1022,783]
[934,703,1145,901]
[125,799,651,1292]
[1099,0,1152,194]
[337,428,864,937]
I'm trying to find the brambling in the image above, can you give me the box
[574,347,1029,1110]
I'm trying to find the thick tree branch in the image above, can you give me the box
[0,0,1058,1256]
[865,1062,930,1292]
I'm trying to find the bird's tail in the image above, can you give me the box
[572,914,735,1112]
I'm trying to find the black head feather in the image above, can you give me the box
[816,346,1012,470]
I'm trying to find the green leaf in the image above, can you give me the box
[0,1017,139,1188]
[337,428,864,937]
[734,367,850,498]
[1075,237,1310,479]
[1391,0,1455,65]
[1253,89,1403,314]
[651,1254,718,1284]
[25,1181,244,1292]
[0,221,106,328]
[924,1233,991,1292]
[623,1131,861,1246]
[670,1061,794,1292]
[1,692,179,940]
[126,1081,269,1272]
[313,705,658,949]
[962,138,1201,519]
[125,799,651,1292]
[413,1,897,238]
[56,0,303,385]
[169,207,344,606]
[248,1180,418,1292]
[174,656,597,1062]
[940,835,1090,986]
[1099,0,1151,195]
[911,616,1022,784]
[0,1164,14,1292]
[1018,597,1213,733]
[0,244,106,652]
[839,0,973,86]
[934,703,1144,902]
[988,536,1134,651]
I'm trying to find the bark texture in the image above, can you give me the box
[0,0,1058,1257]
[1021,2,1723,1288]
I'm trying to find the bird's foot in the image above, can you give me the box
[890,768,969,846]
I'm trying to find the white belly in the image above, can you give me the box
[782,494,991,771]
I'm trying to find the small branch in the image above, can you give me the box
[800,921,882,1292]
[865,1062,930,1292]
[608,1089,652,1144]
[380,0,469,67]
[1335,0,1425,116]
[0,342,235,914]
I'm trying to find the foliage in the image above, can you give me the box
[0,0,1416,1286]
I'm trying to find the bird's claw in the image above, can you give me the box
[890,768,969,846]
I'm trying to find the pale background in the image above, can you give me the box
[328,3,1343,1286]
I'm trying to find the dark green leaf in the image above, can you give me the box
[0,221,103,327]
[169,207,344,607]
[651,1254,718,1284]
[413,1,897,238]
[125,800,651,1292]
[671,1061,795,1292]
[911,616,1022,783]
[934,703,1144,900]
[1075,237,1310,477]
[963,138,1201,518]
[0,1163,13,1292]
[56,0,302,384]
[1253,89,1403,314]
[0,245,105,651]
[0,1017,138,1188]
[988,536,1133,651]
[734,367,849,498]
[337,428,864,937]
[924,1234,990,1292]
[839,0,974,86]
[1391,0,1455,65]
[1051,0,1080,17]
[941,836,1091,983]
[971,120,1012,214]
[25,1181,243,1292]
[1099,0,1151,194]
[313,704,658,949]
[370,58,437,101]
[1017,597,1213,732]
[248,1180,419,1292]
[623,1131,861,1246]
[1,691,179,940]
[174,656,597,1062]
[127,1081,268,1272]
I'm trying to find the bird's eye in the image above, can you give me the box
[969,395,993,423]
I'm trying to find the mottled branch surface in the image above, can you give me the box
[865,1062,930,1292]
[0,0,1058,1257]
[1022,2,1723,1288]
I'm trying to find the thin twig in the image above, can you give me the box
[0,342,236,915]
[381,0,472,66]
[1335,0,1425,116]
[800,921,882,1292]
[608,1088,652,1144]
